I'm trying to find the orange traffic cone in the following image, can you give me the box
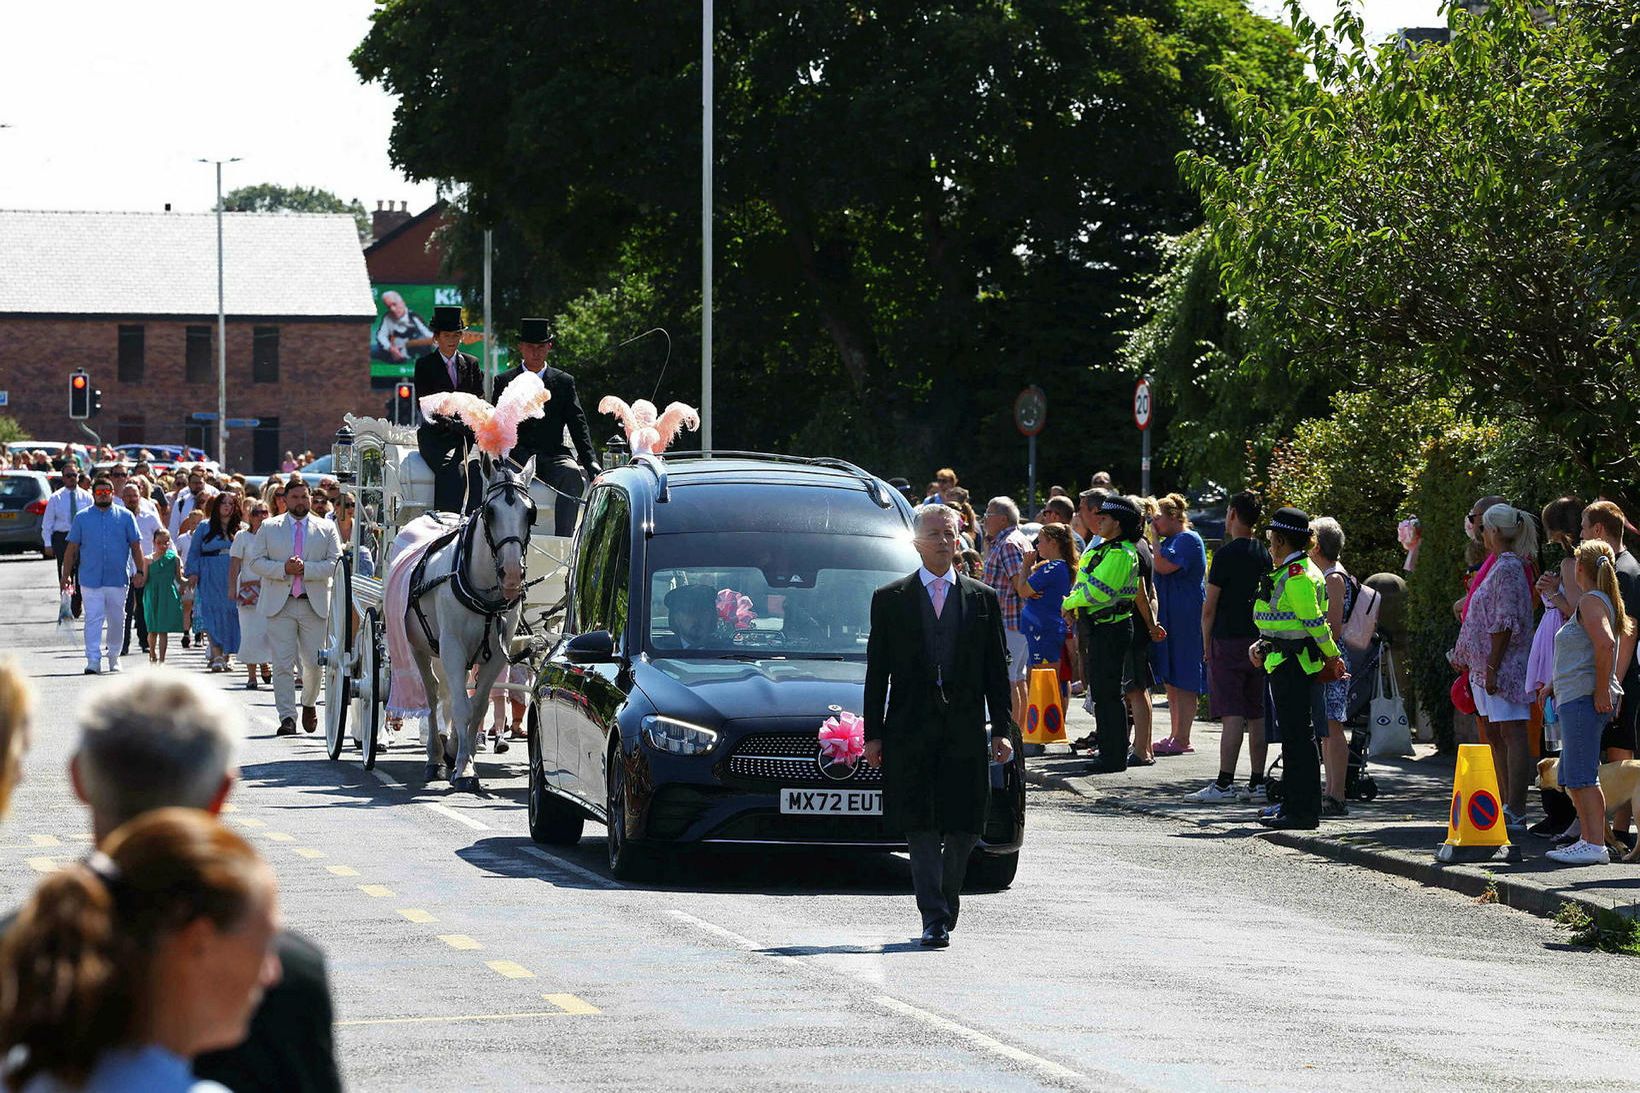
[1435,743,1521,863]
[1023,666,1066,746]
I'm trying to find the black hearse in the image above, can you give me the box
[525,452,1025,883]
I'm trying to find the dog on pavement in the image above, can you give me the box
[1538,757,1640,861]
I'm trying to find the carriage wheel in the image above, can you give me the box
[322,566,353,761]
[357,610,384,771]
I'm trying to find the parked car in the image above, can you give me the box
[0,471,53,555]
[1183,482,1229,545]
[113,443,208,464]
[244,453,332,495]
[5,441,92,474]
[527,452,1027,885]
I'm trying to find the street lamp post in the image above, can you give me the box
[198,157,240,468]
[701,0,713,452]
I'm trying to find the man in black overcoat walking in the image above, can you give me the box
[413,305,485,513]
[493,317,601,535]
[864,504,1015,948]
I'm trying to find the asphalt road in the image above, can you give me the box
[3,553,1637,1091]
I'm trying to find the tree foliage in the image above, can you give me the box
[354,0,1301,491]
[1180,0,1640,504]
[224,183,371,245]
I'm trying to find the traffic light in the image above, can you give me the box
[68,372,90,420]
[90,386,103,418]
[394,382,415,426]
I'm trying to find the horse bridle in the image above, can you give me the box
[469,474,537,598]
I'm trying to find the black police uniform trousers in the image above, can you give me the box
[1267,657,1325,824]
[1079,613,1132,770]
[51,531,81,617]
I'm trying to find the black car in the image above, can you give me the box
[527,452,1026,884]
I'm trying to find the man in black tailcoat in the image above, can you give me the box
[413,305,484,513]
[864,503,1015,948]
[493,317,601,535]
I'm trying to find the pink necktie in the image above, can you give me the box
[292,518,305,598]
[931,576,947,618]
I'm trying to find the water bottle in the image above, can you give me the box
[1541,695,1561,749]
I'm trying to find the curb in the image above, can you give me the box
[1023,766,1638,922]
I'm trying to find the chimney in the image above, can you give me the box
[371,199,413,242]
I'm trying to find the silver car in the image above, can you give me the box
[0,471,52,555]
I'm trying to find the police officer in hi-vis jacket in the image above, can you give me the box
[1064,494,1142,773]
[1251,506,1345,830]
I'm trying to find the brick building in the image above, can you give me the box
[0,209,375,473]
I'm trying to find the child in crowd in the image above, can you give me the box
[143,529,184,664]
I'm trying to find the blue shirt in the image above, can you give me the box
[1021,559,1073,637]
[21,1045,229,1093]
[66,504,140,589]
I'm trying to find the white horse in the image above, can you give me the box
[404,454,537,792]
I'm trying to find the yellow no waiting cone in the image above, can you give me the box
[1436,744,1520,864]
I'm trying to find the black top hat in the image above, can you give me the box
[1269,506,1312,535]
[431,305,466,333]
[664,584,717,614]
[519,317,554,344]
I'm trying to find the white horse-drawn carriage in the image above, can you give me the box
[317,414,576,772]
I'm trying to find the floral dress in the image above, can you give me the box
[1455,551,1535,706]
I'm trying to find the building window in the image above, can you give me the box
[252,327,279,383]
[116,414,145,446]
[185,326,214,384]
[117,325,145,383]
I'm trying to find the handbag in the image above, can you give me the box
[1369,646,1414,756]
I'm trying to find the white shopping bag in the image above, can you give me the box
[1368,646,1413,757]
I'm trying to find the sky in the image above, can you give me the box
[0,0,1444,217]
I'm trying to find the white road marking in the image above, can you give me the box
[664,909,1096,1088]
[516,845,619,890]
[370,768,403,790]
[422,802,490,830]
[872,994,1088,1084]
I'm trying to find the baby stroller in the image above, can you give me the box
[1264,637,1383,804]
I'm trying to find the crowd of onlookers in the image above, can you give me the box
[900,469,1639,865]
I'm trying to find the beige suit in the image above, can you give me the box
[249,513,343,723]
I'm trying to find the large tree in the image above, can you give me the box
[1180,0,1640,500]
[224,183,371,245]
[354,0,1300,490]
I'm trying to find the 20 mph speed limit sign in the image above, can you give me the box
[1133,378,1153,431]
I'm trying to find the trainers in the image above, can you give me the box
[1186,782,1240,803]
[1546,839,1611,866]
[1238,783,1269,804]
[1258,802,1284,820]
[1502,805,1528,830]
[1320,796,1349,818]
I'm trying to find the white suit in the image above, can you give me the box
[249,512,342,724]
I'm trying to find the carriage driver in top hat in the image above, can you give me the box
[493,317,601,536]
[413,305,486,513]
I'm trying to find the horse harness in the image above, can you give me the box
[408,477,537,670]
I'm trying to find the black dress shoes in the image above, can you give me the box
[277,717,298,736]
[920,923,950,949]
[1259,814,1319,831]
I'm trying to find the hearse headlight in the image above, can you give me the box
[641,715,720,756]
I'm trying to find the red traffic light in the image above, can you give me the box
[72,375,87,389]
[396,384,413,398]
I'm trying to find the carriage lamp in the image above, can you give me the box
[602,432,630,470]
[640,715,719,756]
[332,423,355,483]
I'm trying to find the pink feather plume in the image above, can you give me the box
[475,371,552,457]
[418,392,493,436]
[600,394,700,455]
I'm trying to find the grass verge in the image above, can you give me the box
[1554,902,1640,956]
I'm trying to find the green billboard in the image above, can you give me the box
[369,283,508,382]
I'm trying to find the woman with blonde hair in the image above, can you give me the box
[0,809,281,1091]
[0,658,33,817]
[1545,541,1635,864]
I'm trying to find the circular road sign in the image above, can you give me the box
[1133,378,1153,431]
[1014,386,1047,437]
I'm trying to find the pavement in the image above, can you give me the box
[5,553,1640,1090]
[1025,698,1640,921]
